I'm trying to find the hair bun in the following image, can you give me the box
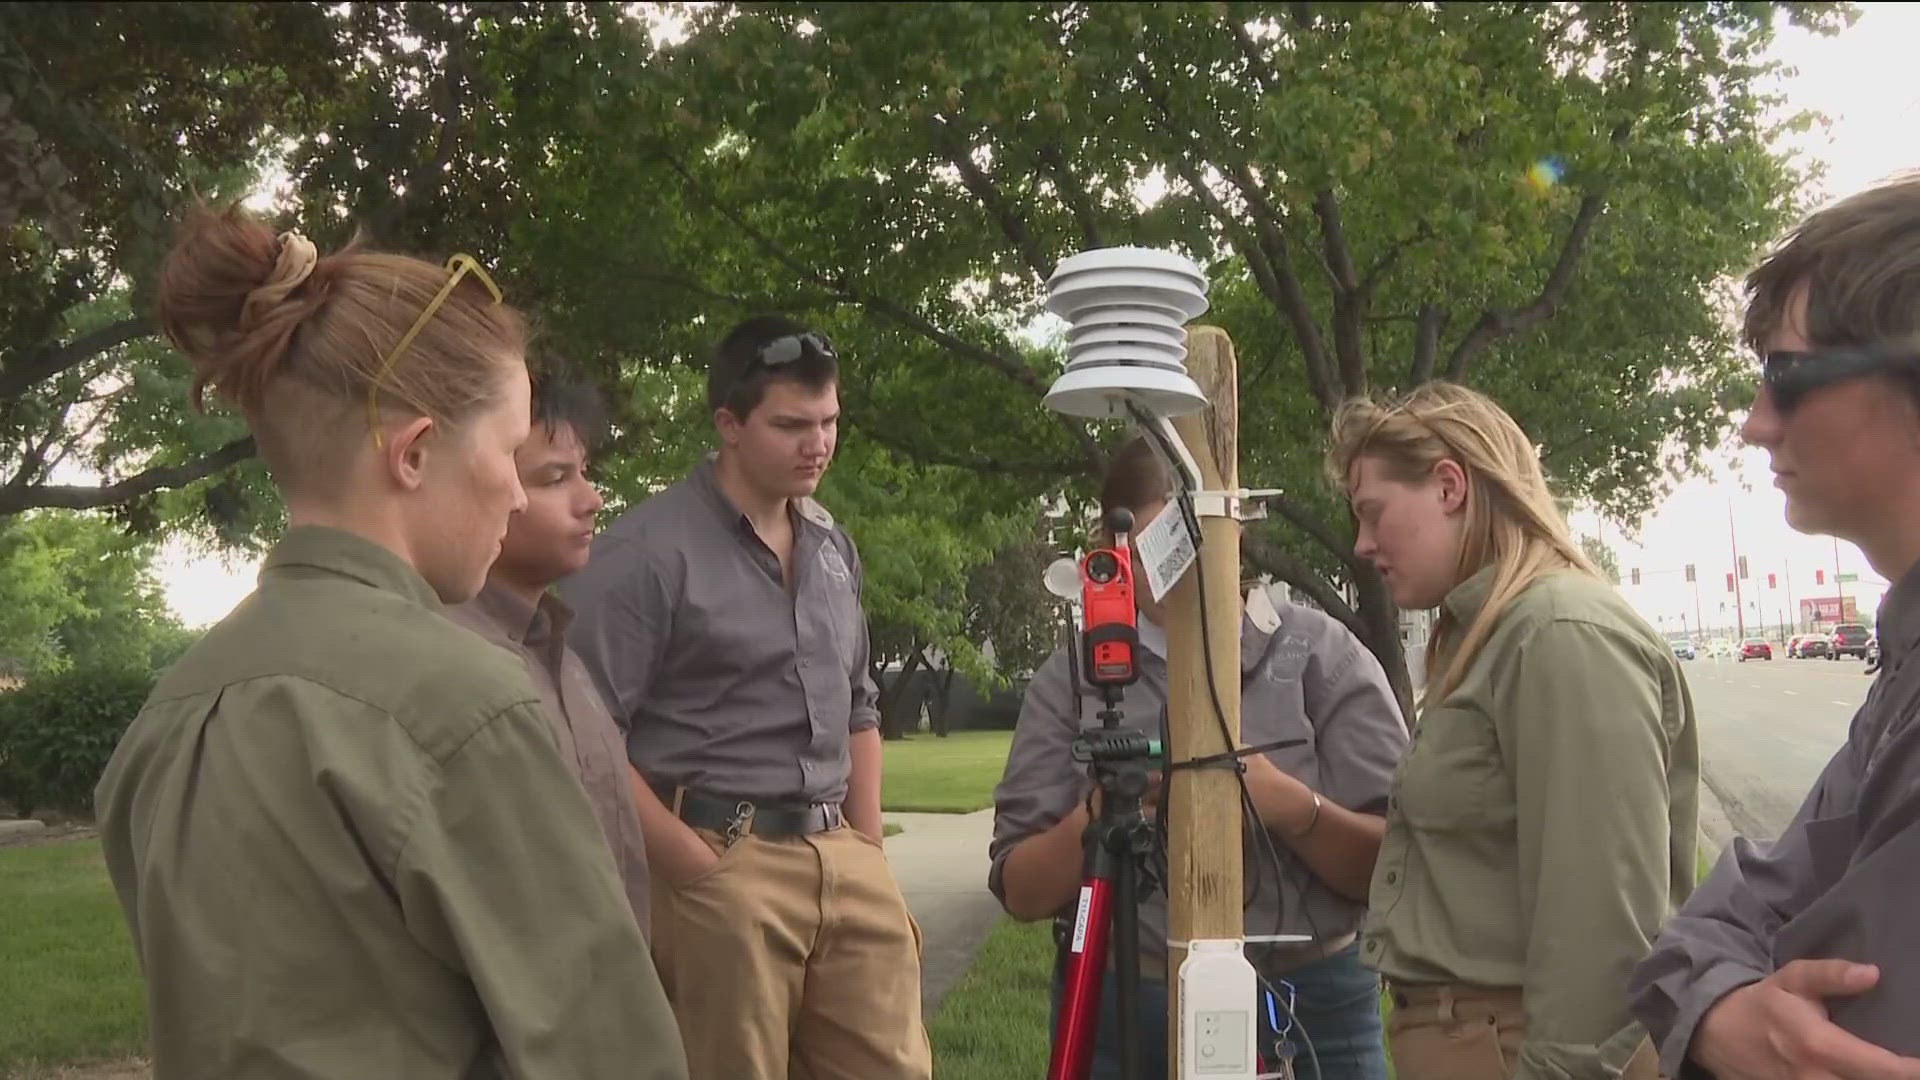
[159,204,331,411]
[240,232,319,328]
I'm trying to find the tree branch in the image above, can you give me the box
[1035,144,1104,249]
[1360,221,1433,298]
[1260,491,1361,572]
[932,118,1053,282]
[1241,533,1365,639]
[1134,63,1340,412]
[1441,119,1632,381]
[1314,188,1367,394]
[0,316,158,401]
[1408,303,1445,385]
[848,415,1090,478]
[0,436,256,516]
[369,26,468,240]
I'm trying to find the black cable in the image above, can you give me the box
[1137,419,1330,961]
[1134,419,1284,930]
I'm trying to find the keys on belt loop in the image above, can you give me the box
[725,800,756,846]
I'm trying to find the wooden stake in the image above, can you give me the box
[1162,325,1243,1069]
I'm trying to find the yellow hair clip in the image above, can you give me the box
[369,253,504,448]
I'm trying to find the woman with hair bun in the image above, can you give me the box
[94,205,687,1080]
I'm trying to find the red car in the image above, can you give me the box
[1739,639,1773,661]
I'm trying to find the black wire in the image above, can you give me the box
[1134,419,1282,929]
[1137,419,1330,958]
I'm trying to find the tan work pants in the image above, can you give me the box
[650,823,933,1080]
[1386,983,1659,1080]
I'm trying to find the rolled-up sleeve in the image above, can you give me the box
[558,538,675,736]
[1299,620,1407,814]
[988,651,1085,906]
[1496,619,1679,1080]
[1629,745,1856,1078]
[394,701,687,1079]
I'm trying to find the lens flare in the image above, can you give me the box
[1525,157,1565,194]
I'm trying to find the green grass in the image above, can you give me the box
[927,917,1054,1079]
[882,730,1013,814]
[884,822,904,838]
[0,839,146,1077]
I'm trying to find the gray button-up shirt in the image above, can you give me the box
[448,583,652,933]
[1630,560,1920,1070]
[559,458,879,805]
[989,592,1408,977]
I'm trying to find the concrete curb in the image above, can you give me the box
[1697,776,1736,866]
[0,818,46,841]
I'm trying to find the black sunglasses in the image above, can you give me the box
[755,332,836,368]
[1761,344,1920,411]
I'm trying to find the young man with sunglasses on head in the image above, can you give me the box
[561,316,931,1080]
[1630,174,1920,1078]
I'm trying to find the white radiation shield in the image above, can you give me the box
[1042,247,1212,420]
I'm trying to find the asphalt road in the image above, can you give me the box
[1684,652,1874,842]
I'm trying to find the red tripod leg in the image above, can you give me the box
[1048,876,1114,1080]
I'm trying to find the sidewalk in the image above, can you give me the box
[883,809,1005,1014]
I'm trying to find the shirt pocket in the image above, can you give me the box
[1395,704,1508,833]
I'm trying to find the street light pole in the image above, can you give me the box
[1728,502,1747,640]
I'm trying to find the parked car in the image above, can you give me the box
[1670,640,1696,660]
[1739,638,1773,661]
[1799,634,1832,659]
[1829,623,1872,661]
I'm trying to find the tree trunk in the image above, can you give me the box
[931,664,958,737]
[1352,564,1414,724]
[877,645,926,740]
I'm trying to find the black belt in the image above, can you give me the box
[655,783,844,841]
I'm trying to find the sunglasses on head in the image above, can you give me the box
[755,332,836,368]
[1760,343,1920,412]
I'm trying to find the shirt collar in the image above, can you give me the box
[1877,557,1920,667]
[1441,564,1499,623]
[465,579,573,647]
[261,526,442,609]
[690,453,833,542]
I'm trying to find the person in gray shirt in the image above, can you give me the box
[991,437,1409,1080]
[1628,174,1920,1077]
[560,316,930,1080]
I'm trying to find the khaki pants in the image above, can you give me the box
[1386,983,1659,1080]
[650,823,933,1080]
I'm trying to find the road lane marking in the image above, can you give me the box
[1783,690,1798,695]
[1832,700,1852,707]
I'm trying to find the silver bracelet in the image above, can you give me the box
[1288,790,1323,840]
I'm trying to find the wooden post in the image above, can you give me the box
[1162,325,1243,1070]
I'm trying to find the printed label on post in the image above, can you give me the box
[1070,886,1094,953]
[1136,500,1197,603]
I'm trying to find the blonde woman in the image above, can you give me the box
[1328,383,1696,1080]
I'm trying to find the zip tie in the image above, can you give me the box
[1166,934,1316,948]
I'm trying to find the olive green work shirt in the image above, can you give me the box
[1363,568,1699,1080]
[94,526,687,1080]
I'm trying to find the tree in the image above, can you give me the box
[0,3,349,543]
[595,1,1844,707]
[0,510,185,675]
[0,3,1854,710]
[1580,533,1622,587]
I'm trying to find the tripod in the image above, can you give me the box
[1047,688,1161,1080]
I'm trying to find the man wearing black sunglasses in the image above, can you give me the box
[561,315,931,1079]
[1631,174,1920,1078]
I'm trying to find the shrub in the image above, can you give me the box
[0,664,156,817]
